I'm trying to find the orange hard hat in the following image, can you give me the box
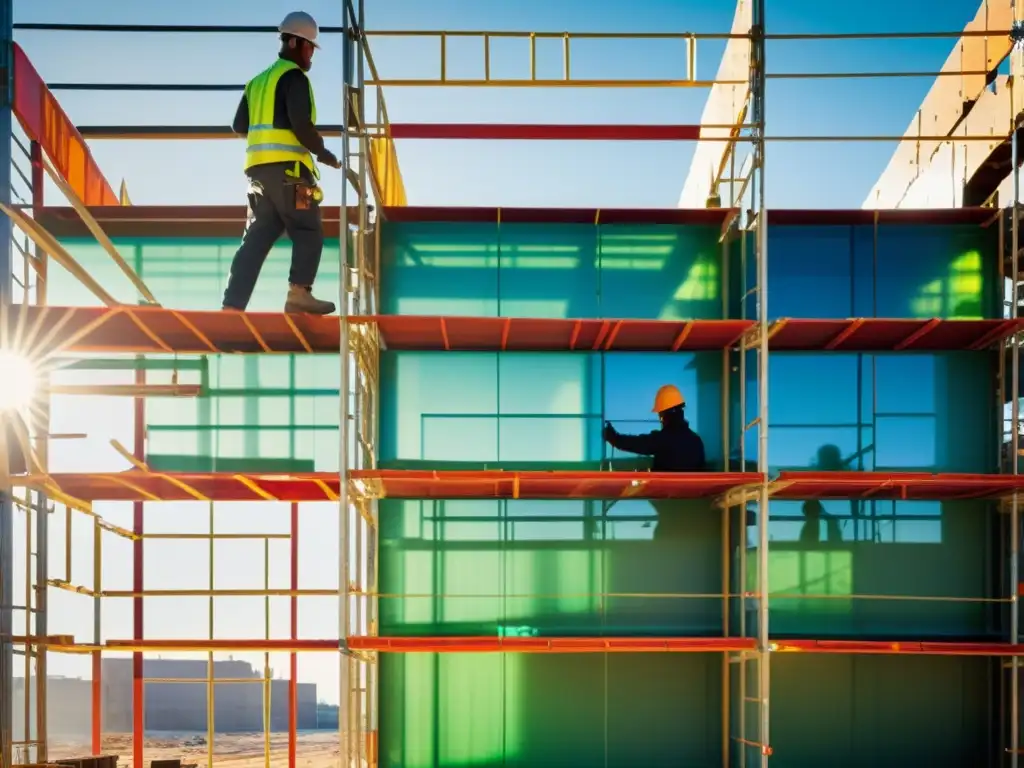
[652,384,685,413]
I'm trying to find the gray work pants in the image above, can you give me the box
[223,162,324,310]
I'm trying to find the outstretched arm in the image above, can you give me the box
[603,423,661,456]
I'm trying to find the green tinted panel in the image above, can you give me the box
[378,653,723,768]
[380,222,725,319]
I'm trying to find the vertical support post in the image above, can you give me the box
[750,0,770,764]
[339,3,355,766]
[131,367,145,768]
[720,223,732,768]
[736,206,748,768]
[91,518,102,754]
[206,501,215,768]
[289,502,298,768]
[29,137,47,767]
[21,503,29,762]
[1010,10,1023,762]
[1010,35,1021,764]
[353,4,374,765]
[0,1,15,765]
[263,538,271,768]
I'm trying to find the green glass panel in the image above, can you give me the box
[768,655,988,767]
[378,653,723,768]
[380,222,725,319]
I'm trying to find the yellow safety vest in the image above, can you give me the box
[243,58,319,178]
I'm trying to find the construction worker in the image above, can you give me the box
[222,11,341,315]
[602,384,706,471]
[603,385,706,541]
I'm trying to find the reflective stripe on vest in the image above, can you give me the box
[243,59,319,177]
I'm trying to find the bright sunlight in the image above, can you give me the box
[0,349,39,413]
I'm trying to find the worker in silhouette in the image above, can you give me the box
[603,384,706,540]
[223,11,341,316]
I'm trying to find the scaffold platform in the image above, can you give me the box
[6,304,1022,356]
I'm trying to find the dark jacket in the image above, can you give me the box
[604,411,706,472]
[232,55,326,159]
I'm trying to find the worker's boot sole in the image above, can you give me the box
[284,300,336,315]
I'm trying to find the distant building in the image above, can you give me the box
[102,658,319,733]
[13,659,321,737]
[13,675,91,739]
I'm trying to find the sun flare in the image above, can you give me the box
[0,349,39,413]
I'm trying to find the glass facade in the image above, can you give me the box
[50,218,1002,767]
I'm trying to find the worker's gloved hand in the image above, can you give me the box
[602,421,616,441]
[318,150,342,169]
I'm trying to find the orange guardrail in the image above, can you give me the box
[12,43,118,206]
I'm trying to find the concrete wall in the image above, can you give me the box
[12,676,92,740]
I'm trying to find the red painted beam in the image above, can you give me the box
[90,652,101,753]
[388,123,702,141]
[132,369,145,768]
[288,502,298,768]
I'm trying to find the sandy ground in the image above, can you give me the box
[46,732,352,768]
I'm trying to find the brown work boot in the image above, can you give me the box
[284,285,336,315]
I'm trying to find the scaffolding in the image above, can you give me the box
[1,1,1024,767]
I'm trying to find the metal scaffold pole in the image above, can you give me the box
[751,0,770,763]
[1011,7,1023,765]
[339,1,354,763]
[1011,8,1022,761]
[352,0,381,764]
[0,1,15,766]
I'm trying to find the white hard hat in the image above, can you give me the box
[279,11,320,48]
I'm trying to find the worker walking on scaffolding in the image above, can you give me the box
[223,11,341,315]
[603,385,706,540]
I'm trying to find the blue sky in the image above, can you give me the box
[13,0,993,209]
[8,0,997,715]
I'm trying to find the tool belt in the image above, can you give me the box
[288,180,324,210]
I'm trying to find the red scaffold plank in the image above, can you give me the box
[23,470,763,503]
[768,318,1022,351]
[4,304,340,355]
[24,471,342,503]
[772,472,1024,501]
[352,315,754,352]
[388,123,703,141]
[346,636,757,653]
[354,470,763,500]
[773,639,1024,656]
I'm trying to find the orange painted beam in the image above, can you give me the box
[347,636,757,653]
[12,43,118,206]
[773,639,1024,656]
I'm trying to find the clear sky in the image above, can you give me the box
[9,0,995,712]
[13,0,995,209]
